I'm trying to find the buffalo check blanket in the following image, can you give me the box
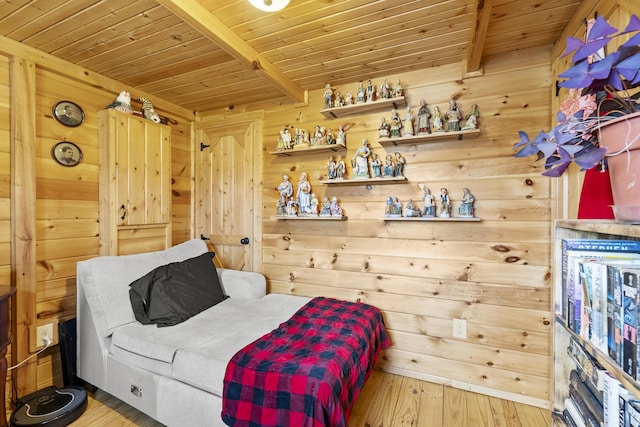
[221,297,390,427]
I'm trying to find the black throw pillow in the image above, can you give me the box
[129,252,228,327]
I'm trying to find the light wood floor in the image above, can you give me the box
[58,371,551,426]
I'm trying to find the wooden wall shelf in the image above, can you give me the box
[556,219,640,238]
[378,129,481,146]
[270,142,346,156]
[321,176,407,186]
[382,216,481,222]
[271,216,347,220]
[320,96,406,119]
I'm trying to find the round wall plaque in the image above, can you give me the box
[53,101,84,127]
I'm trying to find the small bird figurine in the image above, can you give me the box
[139,97,161,123]
[106,90,133,114]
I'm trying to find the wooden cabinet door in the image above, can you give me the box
[99,109,172,255]
[113,113,171,225]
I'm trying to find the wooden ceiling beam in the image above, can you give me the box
[156,0,306,104]
[465,0,493,75]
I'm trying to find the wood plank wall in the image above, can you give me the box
[0,44,194,405]
[0,0,632,413]
[0,57,8,287]
[202,45,555,408]
[0,55,12,408]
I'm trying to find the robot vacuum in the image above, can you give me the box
[10,386,88,427]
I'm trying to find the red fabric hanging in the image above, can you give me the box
[577,166,615,219]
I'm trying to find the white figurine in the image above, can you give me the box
[390,108,402,137]
[418,183,435,217]
[446,99,463,132]
[280,128,293,150]
[432,106,444,132]
[309,194,319,216]
[320,197,331,216]
[390,197,402,216]
[403,106,414,136]
[294,128,304,146]
[296,172,312,215]
[345,91,354,105]
[439,188,451,218]
[405,199,421,217]
[330,197,343,217]
[379,117,390,138]
[394,152,406,177]
[462,104,480,130]
[311,125,326,146]
[365,79,375,102]
[378,78,391,99]
[459,188,475,217]
[382,153,395,177]
[326,128,335,145]
[323,83,333,109]
[351,139,371,178]
[394,79,403,97]
[276,174,293,214]
[336,126,346,145]
[417,99,431,134]
[286,199,297,216]
[326,156,337,180]
[356,82,365,104]
[370,153,382,178]
[336,156,346,179]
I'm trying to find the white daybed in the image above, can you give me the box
[76,239,310,426]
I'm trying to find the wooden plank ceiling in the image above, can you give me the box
[0,0,583,112]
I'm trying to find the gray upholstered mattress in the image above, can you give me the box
[109,294,310,396]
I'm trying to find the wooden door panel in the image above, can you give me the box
[117,225,171,255]
[128,118,146,225]
[115,114,129,226]
[196,122,254,271]
[148,123,171,224]
[146,123,163,224]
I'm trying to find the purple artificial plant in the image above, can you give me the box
[514,14,640,177]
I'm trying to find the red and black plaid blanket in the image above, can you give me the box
[221,297,390,427]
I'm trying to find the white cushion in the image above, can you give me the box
[109,294,310,395]
[77,240,209,337]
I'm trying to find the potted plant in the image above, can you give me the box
[513,14,640,220]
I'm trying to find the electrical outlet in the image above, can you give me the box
[37,324,54,347]
[452,318,467,339]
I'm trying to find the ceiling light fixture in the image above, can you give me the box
[248,0,290,12]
